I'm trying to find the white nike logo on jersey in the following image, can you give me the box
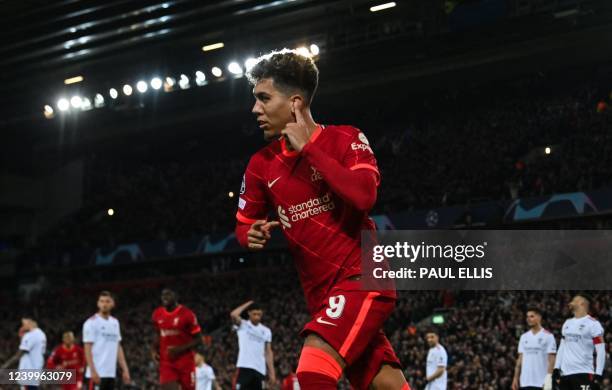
[268,177,281,188]
[316,317,337,326]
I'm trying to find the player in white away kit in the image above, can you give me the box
[1,316,47,389]
[194,352,220,390]
[83,291,131,390]
[553,294,605,390]
[512,308,556,390]
[425,329,447,390]
[230,301,275,390]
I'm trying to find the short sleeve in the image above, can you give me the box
[19,333,31,352]
[591,321,604,342]
[209,367,216,380]
[185,310,202,335]
[341,129,380,185]
[82,320,95,343]
[547,334,557,353]
[518,336,525,354]
[236,155,270,224]
[117,321,122,342]
[438,349,448,367]
[266,328,272,343]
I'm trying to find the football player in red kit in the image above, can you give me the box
[235,49,409,390]
[46,331,85,390]
[152,288,203,390]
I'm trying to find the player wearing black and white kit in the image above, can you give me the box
[553,294,605,390]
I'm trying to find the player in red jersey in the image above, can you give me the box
[235,49,409,390]
[47,331,85,390]
[151,288,203,390]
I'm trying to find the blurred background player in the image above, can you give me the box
[281,367,300,390]
[83,291,130,390]
[235,49,408,389]
[151,288,203,390]
[47,331,86,390]
[1,316,47,389]
[512,308,556,390]
[194,351,220,390]
[424,329,447,390]
[230,300,275,390]
[553,294,605,390]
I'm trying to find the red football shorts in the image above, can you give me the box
[301,279,401,390]
[159,357,195,390]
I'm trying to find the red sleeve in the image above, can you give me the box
[185,309,202,335]
[301,129,378,211]
[340,129,380,185]
[46,348,57,369]
[235,155,270,246]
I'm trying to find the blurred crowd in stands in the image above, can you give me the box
[1,264,610,389]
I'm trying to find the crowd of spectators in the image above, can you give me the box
[1,263,610,389]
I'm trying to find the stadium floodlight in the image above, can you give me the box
[211,67,223,77]
[150,77,163,90]
[64,75,84,85]
[545,147,551,155]
[81,97,92,111]
[44,105,54,119]
[94,93,105,107]
[228,191,234,198]
[109,88,118,99]
[107,208,114,216]
[136,80,148,93]
[178,74,190,89]
[245,57,258,71]
[123,84,133,96]
[165,77,175,87]
[70,95,82,108]
[57,98,70,111]
[202,42,224,52]
[228,61,243,75]
[195,71,206,86]
[296,46,310,57]
[309,44,320,56]
[370,2,396,12]
[432,314,445,324]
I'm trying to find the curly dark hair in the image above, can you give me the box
[246,49,319,105]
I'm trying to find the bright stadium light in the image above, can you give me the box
[370,2,396,12]
[228,191,234,198]
[228,61,243,75]
[309,44,320,55]
[211,67,222,77]
[432,314,445,324]
[64,75,84,85]
[178,74,190,89]
[545,146,551,155]
[44,105,54,119]
[295,46,310,57]
[195,71,206,86]
[109,88,118,99]
[150,77,163,90]
[136,80,148,93]
[70,95,82,108]
[245,57,258,71]
[123,84,133,96]
[57,98,70,111]
[94,93,105,107]
[81,97,92,111]
[202,42,224,52]
[107,208,114,216]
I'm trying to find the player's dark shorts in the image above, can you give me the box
[232,367,264,390]
[560,374,599,390]
[520,387,542,390]
[84,377,115,390]
[301,279,401,390]
[160,357,195,390]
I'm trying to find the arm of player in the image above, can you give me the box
[512,353,522,390]
[554,338,564,370]
[230,300,253,326]
[301,142,378,211]
[213,379,222,390]
[117,344,130,384]
[169,332,203,358]
[83,343,100,384]
[426,366,445,382]
[236,220,280,250]
[594,341,605,376]
[265,342,276,384]
[1,350,24,369]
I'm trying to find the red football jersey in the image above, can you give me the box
[152,305,201,362]
[281,372,300,390]
[46,344,85,371]
[236,125,382,314]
